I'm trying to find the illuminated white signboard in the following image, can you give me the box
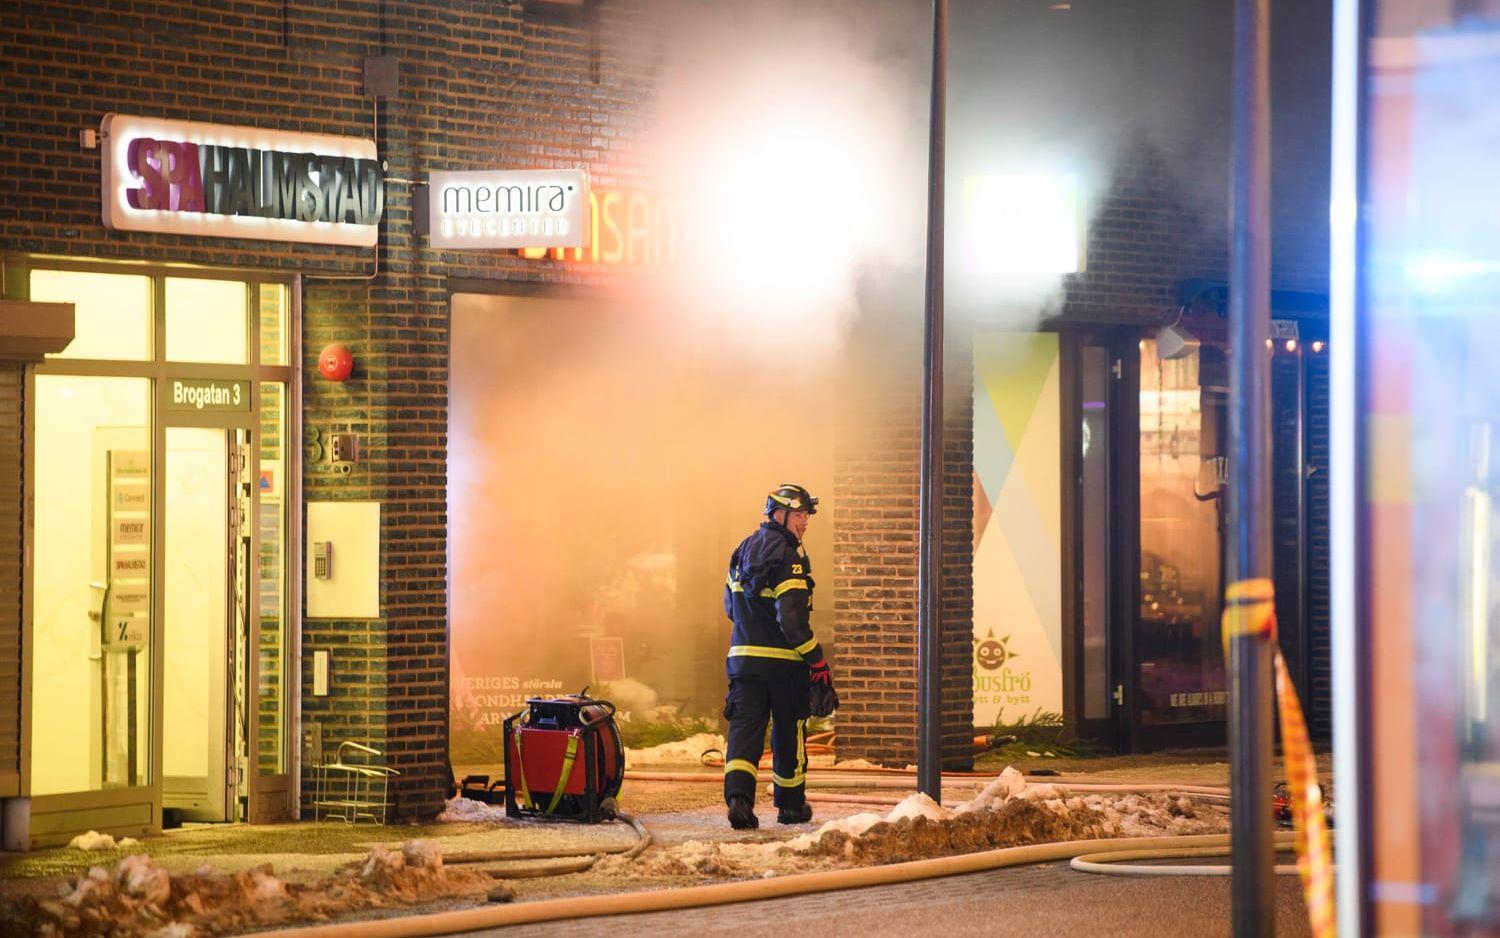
[428,169,589,249]
[962,173,1083,276]
[100,113,383,246]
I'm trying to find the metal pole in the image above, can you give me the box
[917,0,947,801]
[1228,0,1275,932]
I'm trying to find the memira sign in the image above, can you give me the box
[428,169,588,249]
[100,113,384,246]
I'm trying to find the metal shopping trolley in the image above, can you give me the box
[313,740,400,824]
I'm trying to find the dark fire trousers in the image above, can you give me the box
[722,673,810,808]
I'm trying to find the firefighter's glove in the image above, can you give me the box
[809,660,839,717]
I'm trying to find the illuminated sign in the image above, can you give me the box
[101,113,383,246]
[961,173,1083,276]
[429,169,588,249]
[167,378,251,412]
[520,189,679,266]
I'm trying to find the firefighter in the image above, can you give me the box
[721,483,836,829]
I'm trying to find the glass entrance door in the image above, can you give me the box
[1134,337,1228,745]
[20,264,296,843]
[31,375,154,797]
[1067,331,1141,750]
[1071,336,1124,747]
[162,427,250,823]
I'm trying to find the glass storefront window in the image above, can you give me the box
[257,382,286,774]
[446,292,836,767]
[258,284,288,367]
[1080,345,1111,721]
[30,270,151,361]
[32,375,152,794]
[23,262,295,833]
[1137,338,1226,726]
[162,428,229,788]
[165,277,248,364]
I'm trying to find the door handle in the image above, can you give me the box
[1113,684,1125,706]
[87,579,111,623]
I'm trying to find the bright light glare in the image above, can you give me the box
[706,116,872,317]
[654,43,914,354]
[962,174,1081,277]
[1405,252,1500,293]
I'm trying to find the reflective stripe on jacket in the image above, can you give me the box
[723,521,822,677]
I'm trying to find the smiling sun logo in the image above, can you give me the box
[974,630,1016,672]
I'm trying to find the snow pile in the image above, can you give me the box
[798,810,886,843]
[608,766,1229,879]
[114,854,172,905]
[828,758,882,769]
[438,795,509,822]
[954,765,1029,814]
[887,792,949,824]
[625,732,726,765]
[67,830,140,851]
[402,839,444,871]
[17,841,493,938]
[358,841,445,885]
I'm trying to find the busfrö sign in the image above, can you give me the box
[428,169,588,249]
[101,114,384,246]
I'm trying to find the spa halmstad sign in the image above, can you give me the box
[101,114,384,246]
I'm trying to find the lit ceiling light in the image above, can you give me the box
[1285,339,1297,352]
[1312,340,1325,353]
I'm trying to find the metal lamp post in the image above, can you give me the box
[917,0,947,801]
[1227,0,1276,931]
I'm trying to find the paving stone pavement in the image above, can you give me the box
[464,861,1313,937]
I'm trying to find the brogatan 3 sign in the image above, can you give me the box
[428,169,588,249]
[100,113,384,246]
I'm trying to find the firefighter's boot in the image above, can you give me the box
[777,802,813,825]
[727,795,759,830]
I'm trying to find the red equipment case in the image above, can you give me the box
[502,693,625,823]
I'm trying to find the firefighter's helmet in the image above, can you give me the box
[765,483,819,517]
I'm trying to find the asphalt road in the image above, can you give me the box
[463,861,1312,937]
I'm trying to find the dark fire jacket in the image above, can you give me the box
[723,521,824,677]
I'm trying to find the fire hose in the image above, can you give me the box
[622,768,1232,803]
[421,673,1320,932]
[440,810,651,880]
[257,832,1283,938]
[1068,836,1300,877]
[270,768,1297,938]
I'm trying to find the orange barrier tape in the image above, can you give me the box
[1275,644,1336,937]
[1222,577,1335,938]
[1222,577,1278,653]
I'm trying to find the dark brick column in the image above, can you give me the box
[832,300,974,771]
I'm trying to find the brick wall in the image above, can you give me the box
[833,287,976,770]
[0,0,661,819]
